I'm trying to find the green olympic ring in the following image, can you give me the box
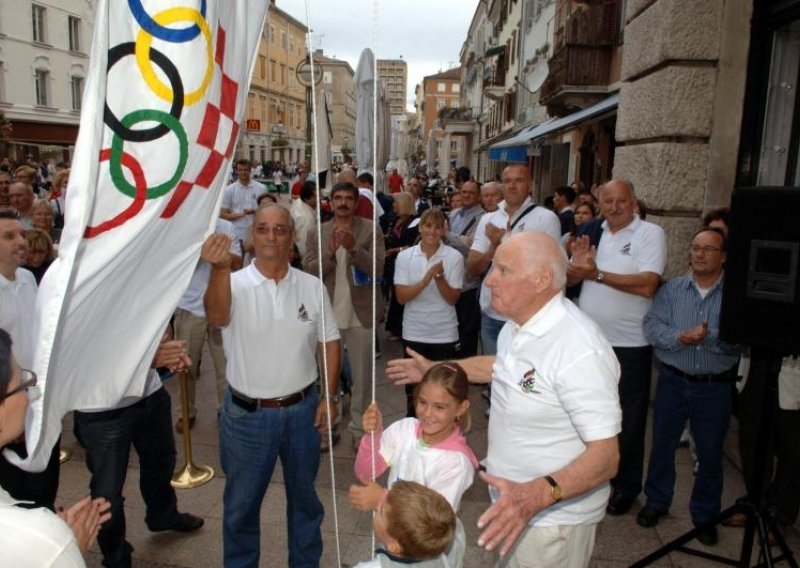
[109,109,188,199]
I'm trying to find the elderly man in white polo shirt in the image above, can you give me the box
[388,232,621,567]
[466,163,560,355]
[203,204,341,567]
[568,179,666,517]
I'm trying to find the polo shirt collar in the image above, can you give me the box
[512,293,567,338]
[244,261,295,287]
[685,271,724,293]
[411,242,445,259]
[498,196,533,215]
[601,214,641,234]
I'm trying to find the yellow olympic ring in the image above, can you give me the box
[135,7,213,107]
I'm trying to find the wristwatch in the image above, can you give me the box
[595,271,605,284]
[544,475,563,503]
[323,392,340,403]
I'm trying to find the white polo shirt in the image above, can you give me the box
[394,243,464,343]
[222,263,340,398]
[488,294,621,526]
[578,215,666,346]
[471,198,561,321]
[177,219,239,318]
[0,268,37,368]
[221,180,268,242]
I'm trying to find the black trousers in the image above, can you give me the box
[611,345,653,500]
[455,288,481,358]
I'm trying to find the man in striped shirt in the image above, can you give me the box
[637,227,740,546]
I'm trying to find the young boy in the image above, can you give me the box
[354,480,465,567]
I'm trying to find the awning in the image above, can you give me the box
[488,145,528,162]
[489,93,619,156]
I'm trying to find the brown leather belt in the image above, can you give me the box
[231,384,314,411]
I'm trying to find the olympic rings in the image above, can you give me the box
[109,109,188,200]
[85,149,149,238]
[128,0,207,43]
[135,7,213,106]
[104,42,184,143]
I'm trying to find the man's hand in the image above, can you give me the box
[385,347,433,386]
[348,480,386,512]
[201,234,233,269]
[362,402,383,433]
[314,398,338,434]
[57,496,112,552]
[679,321,708,345]
[567,235,598,281]
[334,225,356,252]
[485,223,506,249]
[152,340,190,372]
[477,472,550,557]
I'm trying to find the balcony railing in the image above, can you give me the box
[540,44,612,106]
[552,0,619,51]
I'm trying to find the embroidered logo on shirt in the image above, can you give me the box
[519,368,540,394]
[297,304,310,322]
[620,242,632,256]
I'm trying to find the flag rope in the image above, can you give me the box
[302,2,343,566]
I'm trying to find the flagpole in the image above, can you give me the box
[171,370,214,489]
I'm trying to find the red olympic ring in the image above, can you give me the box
[84,149,149,238]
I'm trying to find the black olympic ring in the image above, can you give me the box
[103,42,184,143]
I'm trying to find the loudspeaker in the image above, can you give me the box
[719,187,800,351]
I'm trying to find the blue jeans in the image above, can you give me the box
[480,314,506,356]
[74,387,179,568]
[220,387,323,568]
[643,365,732,524]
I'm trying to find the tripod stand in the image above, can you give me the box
[632,349,798,567]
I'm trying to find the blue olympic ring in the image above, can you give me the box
[127,0,207,42]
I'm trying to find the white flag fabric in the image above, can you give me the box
[10,0,268,471]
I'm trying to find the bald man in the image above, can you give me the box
[387,232,621,567]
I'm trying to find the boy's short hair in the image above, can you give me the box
[385,481,455,559]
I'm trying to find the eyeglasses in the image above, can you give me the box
[688,245,723,254]
[253,225,291,237]
[0,369,37,403]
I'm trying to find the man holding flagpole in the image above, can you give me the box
[204,204,341,567]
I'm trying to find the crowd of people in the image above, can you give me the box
[0,152,797,568]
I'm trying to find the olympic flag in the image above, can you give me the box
[8,0,268,471]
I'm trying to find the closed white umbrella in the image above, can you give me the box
[354,48,390,192]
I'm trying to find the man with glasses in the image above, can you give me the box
[568,179,667,518]
[636,227,738,546]
[204,204,341,567]
[220,159,267,248]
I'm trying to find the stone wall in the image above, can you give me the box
[612,0,753,277]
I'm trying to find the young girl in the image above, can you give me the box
[349,362,478,512]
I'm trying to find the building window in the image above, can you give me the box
[269,25,275,43]
[280,63,286,85]
[34,68,49,106]
[323,71,332,84]
[325,91,333,106]
[0,62,6,103]
[32,4,46,43]
[453,84,460,93]
[436,100,445,110]
[270,60,277,82]
[259,95,267,122]
[68,16,81,52]
[259,56,266,79]
[450,140,458,152]
[281,31,287,50]
[437,82,446,92]
[70,75,83,110]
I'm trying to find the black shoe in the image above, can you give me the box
[606,493,635,516]
[636,506,668,528]
[696,525,718,546]
[148,513,204,533]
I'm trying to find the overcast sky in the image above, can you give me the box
[274,0,480,111]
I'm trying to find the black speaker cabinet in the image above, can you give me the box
[719,187,800,351]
